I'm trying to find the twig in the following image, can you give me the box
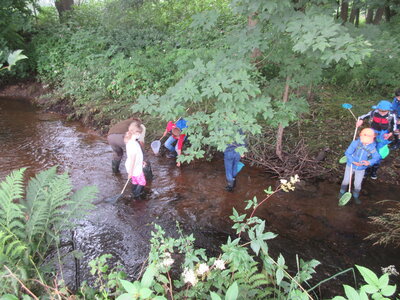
[4,265,39,300]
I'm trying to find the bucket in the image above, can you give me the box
[237,161,245,173]
[151,140,161,155]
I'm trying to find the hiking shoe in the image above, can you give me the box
[166,152,177,158]
[370,173,377,180]
[225,181,234,192]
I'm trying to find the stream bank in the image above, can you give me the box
[0,94,399,298]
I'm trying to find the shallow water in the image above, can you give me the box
[1,97,399,297]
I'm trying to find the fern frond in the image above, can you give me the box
[25,166,58,213]
[0,230,27,263]
[62,185,97,224]
[25,168,70,242]
[0,168,26,238]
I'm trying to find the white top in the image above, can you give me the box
[125,139,143,176]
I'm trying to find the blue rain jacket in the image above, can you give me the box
[345,139,380,170]
[392,97,400,116]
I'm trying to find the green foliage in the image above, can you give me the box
[332,265,397,300]
[0,167,97,296]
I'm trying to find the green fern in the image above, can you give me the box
[0,230,27,263]
[0,168,26,239]
[0,167,98,294]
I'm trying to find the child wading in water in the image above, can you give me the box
[124,122,146,199]
[339,128,380,204]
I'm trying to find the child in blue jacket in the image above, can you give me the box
[339,128,380,204]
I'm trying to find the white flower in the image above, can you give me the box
[183,268,197,286]
[280,175,300,192]
[381,265,399,276]
[290,174,300,184]
[162,257,174,267]
[213,259,225,270]
[197,263,209,275]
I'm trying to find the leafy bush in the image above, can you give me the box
[0,167,97,296]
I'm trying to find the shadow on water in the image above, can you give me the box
[1,97,399,297]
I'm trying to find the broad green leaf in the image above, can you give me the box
[7,50,27,70]
[380,284,396,297]
[139,287,152,299]
[276,268,284,285]
[344,285,360,300]
[0,295,19,300]
[120,279,137,294]
[210,291,222,300]
[360,284,378,294]
[116,294,135,300]
[377,274,389,288]
[356,265,379,286]
[141,264,156,288]
[225,281,239,300]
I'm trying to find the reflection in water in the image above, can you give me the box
[0,97,399,296]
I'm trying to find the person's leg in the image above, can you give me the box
[231,152,241,187]
[339,164,352,198]
[370,163,380,180]
[164,136,177,155]
[132,172,147,199]
[107,134,125,173]
[353,169,365,204]
[224,151,235,191]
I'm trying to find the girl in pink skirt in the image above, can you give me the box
[124,122,146,199]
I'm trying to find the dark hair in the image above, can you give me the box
[395,89,400,97]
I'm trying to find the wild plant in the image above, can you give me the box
[0,167,97,296]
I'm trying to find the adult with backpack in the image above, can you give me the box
[356,100,397,179]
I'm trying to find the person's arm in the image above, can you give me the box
[175,134,186,167]
[161,121,174,139]
[345,140,357,165]
[356,111,372,127]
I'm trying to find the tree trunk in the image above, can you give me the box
[340,0,349,23]
[366,9,374,24]
[349,5,357,24]
[373,7,385,24]
[276,77,290,161]
[384,6,391,22]
[55,0,74,19]
[355,8,360,27]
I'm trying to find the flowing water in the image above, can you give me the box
[1,96,399,297]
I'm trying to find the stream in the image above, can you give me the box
[0,96,399,297]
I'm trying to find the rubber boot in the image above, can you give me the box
[353,190,361,204]
[112,159,121,174]
[225,181,234,192]
[338,187,346,200]
[131,184,138,197]
[370,165,379,180]
[364,167,371,178]
[133,185,145,199]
